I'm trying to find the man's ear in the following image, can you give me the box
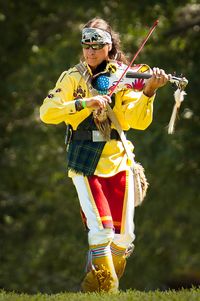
[108,44,112,51]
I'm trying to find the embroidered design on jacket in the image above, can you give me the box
[73,85,86,99]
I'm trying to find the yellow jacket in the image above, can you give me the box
[40,61,155,177]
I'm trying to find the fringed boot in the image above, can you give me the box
[111,242,134,279]
[81,242,119,293]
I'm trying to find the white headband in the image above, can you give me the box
[81,28,112,44]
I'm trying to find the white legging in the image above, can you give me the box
[72,171,135,248]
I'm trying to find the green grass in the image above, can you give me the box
[1,288,200,301]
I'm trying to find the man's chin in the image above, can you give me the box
[87,61,98,69]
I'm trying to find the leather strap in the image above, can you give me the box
[75,62,98,96]
[106,104,134,167]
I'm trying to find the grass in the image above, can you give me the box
[0,288,200,301]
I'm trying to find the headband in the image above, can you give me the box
[81,28,112,44]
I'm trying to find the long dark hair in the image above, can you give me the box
[82,17,129,64]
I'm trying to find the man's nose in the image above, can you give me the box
[88,48,95,54]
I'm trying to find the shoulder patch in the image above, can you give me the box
[131,64,150,73]
[138,64,150,73]
[59,72,67,83]
[68,69,80,75]
[58,67,79,83]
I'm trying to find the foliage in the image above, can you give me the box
[0,0,200,294]
[1,288,200,301]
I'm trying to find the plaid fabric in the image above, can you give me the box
[67,140,106,175]
[66,115,106,176]
[66,62,116,176]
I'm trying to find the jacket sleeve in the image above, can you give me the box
[40,70,78,124]
[112,64,155,130]
[123,90,155,130]
[113,89,155,130]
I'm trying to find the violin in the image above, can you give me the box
[93,20,188,134]
[91,61,188,134]
[92,62,188,95]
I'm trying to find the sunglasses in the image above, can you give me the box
[82,43,106,50]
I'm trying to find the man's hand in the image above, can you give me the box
[143,67,172,97]
[84,95,111,109]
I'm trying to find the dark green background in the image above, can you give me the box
[0,0,200,293]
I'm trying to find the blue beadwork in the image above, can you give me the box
[95,75,109,94]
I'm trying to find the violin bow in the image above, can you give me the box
[108,20,188,134]
[109,20,159,97]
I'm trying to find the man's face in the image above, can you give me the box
[82,43,111,70]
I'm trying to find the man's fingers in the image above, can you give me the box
[151,67,169,85]
[102,95,112,103]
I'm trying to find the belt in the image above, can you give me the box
[71,129,123,142]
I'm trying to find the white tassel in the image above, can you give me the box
[168,88,186,134]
